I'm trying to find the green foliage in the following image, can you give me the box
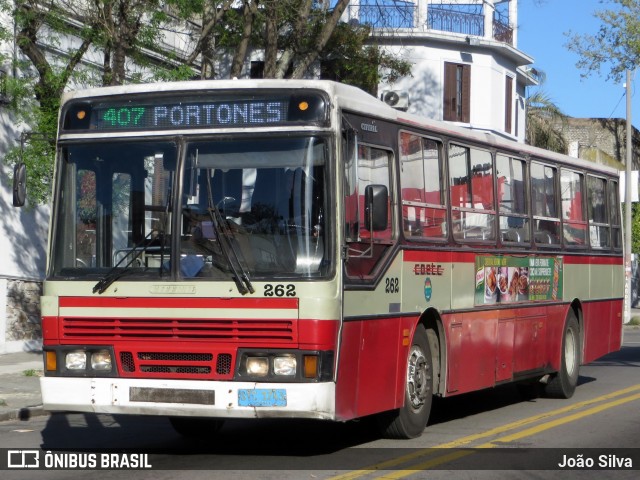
[565,0,640,81]
[525,90,568,154]
[632,203,640,254]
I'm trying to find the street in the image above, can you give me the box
[1,328,639,479]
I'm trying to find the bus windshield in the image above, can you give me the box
[51,136,330,282]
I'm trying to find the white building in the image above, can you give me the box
[344,0,536,142]
[0,10,49,353]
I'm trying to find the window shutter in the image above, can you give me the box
[461,64,471,123]
[505,76,513,134]
[443,63,457,121]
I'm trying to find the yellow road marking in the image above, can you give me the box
[326,384,640,480]
[375,392,640,479]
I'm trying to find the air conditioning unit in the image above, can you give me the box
[381,90,409,111]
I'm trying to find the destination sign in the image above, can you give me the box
[62,91,328,132]
[95,100,288,129]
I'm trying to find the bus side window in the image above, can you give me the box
[531,162,560,246]
[449,144,495,242]
[343,141,395,279]
[608,180,622,250]
[496,154,530,245]
[560,169,587,247]
[587,175,610,249]
[399,133,447,240]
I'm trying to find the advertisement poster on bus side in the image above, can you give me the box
[474,255,563,305]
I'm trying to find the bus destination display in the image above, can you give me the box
[63,92,327,131]
[95,100,288,130]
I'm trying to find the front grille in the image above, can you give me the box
[62,318,296,343]
[118,351,234,379]
[216,353,232,374]
[138,352,213,362]
[140,365,211,375]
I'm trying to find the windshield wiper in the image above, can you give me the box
[93,195,171,294]
[205,169,254,295]
[92,229,163,294]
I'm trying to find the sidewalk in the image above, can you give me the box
[0,350,45,422]
[1,318,639,423]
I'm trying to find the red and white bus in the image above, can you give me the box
[28,80,623,438]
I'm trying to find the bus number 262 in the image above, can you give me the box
[264,284,296,297]
[385,277,399,294]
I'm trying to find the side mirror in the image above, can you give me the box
[13,163,26,207]
[364,184,388,231]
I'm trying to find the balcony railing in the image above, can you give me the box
[493,16,513,45]
[346,3,514,46]
[427,6,484,37]
[347,2,416,29]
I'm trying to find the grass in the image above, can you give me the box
[629,316,640,326]
[22,369,38,377]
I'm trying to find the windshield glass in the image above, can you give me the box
[52,142,177,277]
[51,136,330,281]
[180,137,329,278]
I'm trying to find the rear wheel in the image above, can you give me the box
[377,325,433,439]
[169,417,225,438]
[545,311,581,399]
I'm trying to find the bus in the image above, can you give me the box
[20,79,624,439]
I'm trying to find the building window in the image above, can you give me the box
[250,61,264,79]
[505,75,513,134]
[443,62,470,123]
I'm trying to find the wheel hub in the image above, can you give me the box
[407,346,431,411]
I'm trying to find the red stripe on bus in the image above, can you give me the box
[59,296,298,309]
[402,250,475,263]
[563,255,623,265]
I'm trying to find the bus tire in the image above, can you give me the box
[377,325,433,439]
[545,311,581,399]
[169,417,225,438]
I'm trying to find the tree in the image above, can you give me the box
[525,90,568,154]
[565,0,640,82]
[524,69,568,153]
[2,0,411,204]
[2,0,197,204]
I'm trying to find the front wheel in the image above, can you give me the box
[377,326,433,439]
[545,311,581,399]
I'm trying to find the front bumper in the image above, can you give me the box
[41,377,336,420]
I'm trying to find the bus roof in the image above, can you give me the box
[60,79,620,177]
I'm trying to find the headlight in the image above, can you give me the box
[273,356,296,376]
[91,351,112,371]
[65,351,87,370]
[246,357,269,376]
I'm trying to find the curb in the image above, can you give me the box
[0,405,48,423]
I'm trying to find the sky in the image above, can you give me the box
[517,0,639,128]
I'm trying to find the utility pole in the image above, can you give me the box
[624,69,633,324]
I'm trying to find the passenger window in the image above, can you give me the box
[344,141,395,279]
[449,144,495,242]
[496,154,530,244]
[400,133,447,239]
[608,180,622,250]
[587,175,610,249]
[561,169,587,247]
[531,162,560,246]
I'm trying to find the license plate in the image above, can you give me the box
[238,388,287,407]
